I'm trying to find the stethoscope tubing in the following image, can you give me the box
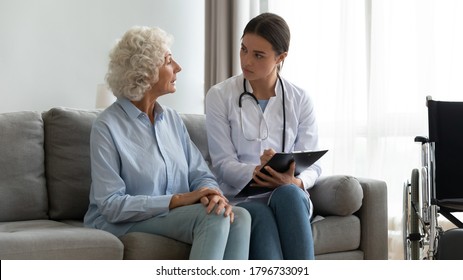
[238,75,286,152]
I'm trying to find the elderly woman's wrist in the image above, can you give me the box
[169,194,181,209]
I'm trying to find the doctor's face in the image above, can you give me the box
[240,33,282,81]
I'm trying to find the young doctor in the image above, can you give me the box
[205,13,321,260]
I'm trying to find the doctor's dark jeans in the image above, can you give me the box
[237,184,315,260]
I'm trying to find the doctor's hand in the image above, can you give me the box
[260,148,276,166]
[252,161,303,189]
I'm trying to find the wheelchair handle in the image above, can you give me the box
[414,136,429,143]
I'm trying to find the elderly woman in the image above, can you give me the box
[84,26,251,260]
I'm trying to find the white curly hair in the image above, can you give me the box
[106,26,173,101]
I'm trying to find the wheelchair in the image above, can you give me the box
[403,96,463,260]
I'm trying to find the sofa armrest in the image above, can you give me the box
[356,177,388,260]
[310,175,388,260]
[310,175,364,216]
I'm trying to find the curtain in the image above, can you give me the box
[266,0,463,259]
[204,0,260,95]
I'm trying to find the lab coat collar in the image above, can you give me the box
[242,74,284,98]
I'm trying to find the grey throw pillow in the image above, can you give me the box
[0,111,48,221]
[310,175,364,216]
[180,114,211,164]
[43,107,101,220]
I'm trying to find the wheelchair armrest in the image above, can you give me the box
[414,136,429,143]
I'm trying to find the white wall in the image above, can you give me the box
[0,0,205,114]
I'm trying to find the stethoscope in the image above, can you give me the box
[238,75,286,152]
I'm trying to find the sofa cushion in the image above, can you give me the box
[43,107,101,220]
[315,250,364,260]
[119,215,361,259]
[120,232,191,260]
[180,114,211,164]
[0,220,123,259]
[310,175,363,216]
[0,111,48,222]
[312,215,361,255]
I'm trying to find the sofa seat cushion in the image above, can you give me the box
[43,107,101,220]
[119,216,360,259]
[0,220,123,259]
[120,232,191,260]
[315,250,364,260]
[312,215,361,255]
[0,111,48,222]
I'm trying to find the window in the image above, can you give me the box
[267,0,463,219]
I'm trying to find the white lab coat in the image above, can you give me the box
[205,74,321,203]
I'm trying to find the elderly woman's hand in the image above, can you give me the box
[200,193,235,223]
[169,187,221,209]
[169,188,234,222]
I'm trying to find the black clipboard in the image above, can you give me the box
[234,150,328,198]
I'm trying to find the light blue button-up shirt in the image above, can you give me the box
[84,98,219,237]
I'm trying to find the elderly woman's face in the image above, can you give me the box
[150,52,182,97]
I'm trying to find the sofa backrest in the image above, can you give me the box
[0,111,48,222]
[180,114,211,166]
[0,108,211,223]
[41,109,210,221]
[43,107,101,220]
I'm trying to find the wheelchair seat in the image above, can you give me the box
[436,228,463,260]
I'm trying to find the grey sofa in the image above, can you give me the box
[0,107,388,260]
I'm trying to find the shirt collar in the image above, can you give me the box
[153,102,165,121]
[116,97,165,121]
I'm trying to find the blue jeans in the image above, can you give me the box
[238,184,315,260]
[127,203,251,260]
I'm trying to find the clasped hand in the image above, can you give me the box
[169,187,235,223]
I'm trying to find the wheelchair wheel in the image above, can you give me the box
[403,169,421,259]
